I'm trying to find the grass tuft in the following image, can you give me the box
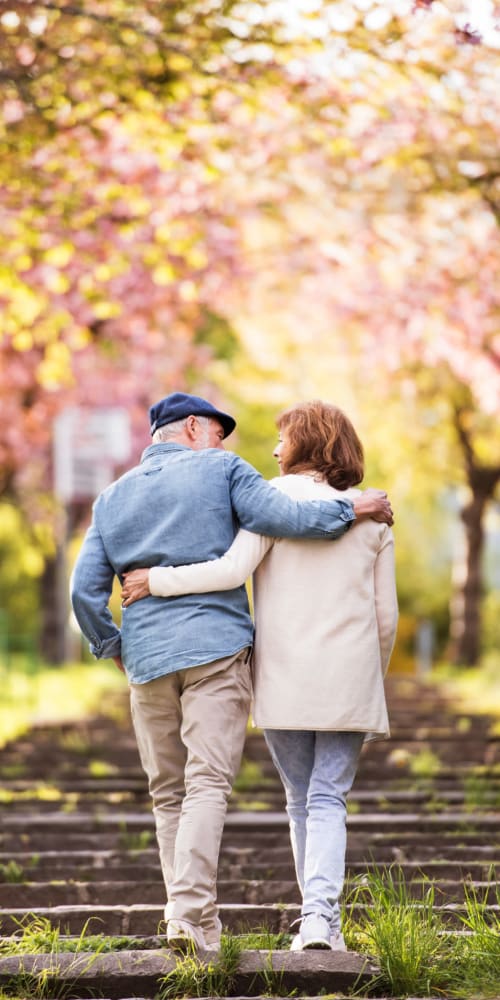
[447,881,500,998]
[345,864,449,996]
[158,933,243,998]
[345,864,500,999]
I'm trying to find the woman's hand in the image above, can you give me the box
[122,569,151,606]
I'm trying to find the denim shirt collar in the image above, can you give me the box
[140,442,190,462]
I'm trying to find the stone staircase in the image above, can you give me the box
[0,674,498,998]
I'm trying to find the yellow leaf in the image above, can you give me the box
[94,263,113,282]
[93,300,122,319]
[14,254,33,271]
[154,224,172,244]
[12,331,33,351]
[44,243,74,267]
[186,247,208,269]
[152,263,176,286]
[46,271,70,294]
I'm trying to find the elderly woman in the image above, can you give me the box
[122,400,398,952]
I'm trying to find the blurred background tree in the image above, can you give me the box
[0,0,499,666]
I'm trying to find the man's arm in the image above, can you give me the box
[226,455,392,539]
[70,519,122,661]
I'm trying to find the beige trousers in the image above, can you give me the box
[129,649,251,942]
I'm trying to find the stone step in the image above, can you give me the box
[4,784,499,812]
[1,877,497,908]
[0,947,378,999]
[1,852,495,883]
[2,808,498,832]
[2,901,496,936]
[2,737,497,779]
[1,674,498,1000]
[1,824,497,859]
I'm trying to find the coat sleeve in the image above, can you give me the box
[374,528,399,675]
[149,530,272,596]
[70,519,122,660]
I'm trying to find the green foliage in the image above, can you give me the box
[1,0,498,666]
[0,658,126,749]
[0,504,43,642]
[346,865,500,999]
[448,882,500,998]
[230,397,283,480]
[158,933,242,998]
[482,590,500,655]
[408,749,442,779]
[347,864,446,997]
[0,861,25,884]
[433,653,500,718]
[233,758,270,792]
[0,917,59,957]
[194,311,239,363]
[238,929,290,950]
[0,917,107,1000]
[117,822,153,853]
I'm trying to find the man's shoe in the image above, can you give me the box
[167,918,206,953]
[294,913,332,950]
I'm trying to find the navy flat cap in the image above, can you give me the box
[149,392,236,439]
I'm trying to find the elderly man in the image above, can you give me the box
[71,391,392,953]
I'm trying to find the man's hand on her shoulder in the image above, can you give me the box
[352,488,394,526]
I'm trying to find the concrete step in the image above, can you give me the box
[1,852,495,884]
[3,901,497,936]
[0,947,378,999]
[3,783,499,812]
[2,808,498,833]
[1,673,498,999]
[1,877,498,909]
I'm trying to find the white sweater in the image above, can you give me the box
[149,475,398,736]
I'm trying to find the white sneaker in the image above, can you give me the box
[167,918,206,953]
[330,930,347,951]
[295,913,332,950]
[290,933,303,951]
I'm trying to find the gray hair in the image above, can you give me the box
[152,415,210,443]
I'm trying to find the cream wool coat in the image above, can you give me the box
[149,474,398,738]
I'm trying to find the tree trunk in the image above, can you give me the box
[449,408,500,667]
[448,492,487,666]
[38,547,70,665]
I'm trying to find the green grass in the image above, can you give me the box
[447,881,500,998]
[117,821,153,853]
[0,861,26,884]
[157,933,243,998]
[0,657,126,749]
[432,653,500,722]
[0,916,108,999]
[344,864,500,998]
[1,899,499,999]
[238,928,291,950]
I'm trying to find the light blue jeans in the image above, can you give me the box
[264,729,364,932]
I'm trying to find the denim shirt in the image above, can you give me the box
[70,443,355,683]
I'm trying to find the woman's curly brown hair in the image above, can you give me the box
[277,400,364,490]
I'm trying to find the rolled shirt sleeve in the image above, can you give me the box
[70,520,122,660]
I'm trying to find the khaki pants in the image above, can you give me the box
[129,649,251,942]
